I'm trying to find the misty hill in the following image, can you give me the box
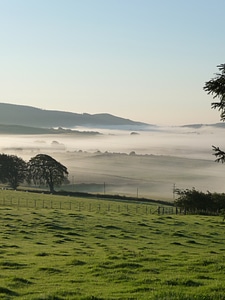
[0,103,150,129]
[181,123,225,129]
[0,124,100,135]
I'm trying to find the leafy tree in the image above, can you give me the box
[175,188,210,212]
[204,64,225,160]
[204,64,225,119]
[175,188,225,214]
[28,154,69,193]
[0,154,27,189]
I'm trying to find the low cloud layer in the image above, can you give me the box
[1,126,225,200]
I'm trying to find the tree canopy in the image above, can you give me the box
[175,188,225,214]
[0,154,27,189]
[204,64,225,120]
[28,154,69,193]
[204,63,225,161]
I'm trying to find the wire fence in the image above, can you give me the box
[0,194,178,215]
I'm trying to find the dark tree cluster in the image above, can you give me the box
[0,153,68,192]
[175,188,225,214]
[0,154,27,190]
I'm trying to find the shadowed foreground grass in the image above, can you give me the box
[0,191,225,299]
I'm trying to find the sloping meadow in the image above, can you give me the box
[0,191,225,299]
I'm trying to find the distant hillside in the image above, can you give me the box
[181,123,225,129]
[0,124,100,135]
[0,103,150,129]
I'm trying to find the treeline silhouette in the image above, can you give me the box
[175,188,225,214]
[0,153,68,192]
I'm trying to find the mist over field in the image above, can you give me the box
[1,125,225,200]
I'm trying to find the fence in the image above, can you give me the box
[0,193,178,215]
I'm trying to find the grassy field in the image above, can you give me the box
[0,191,225,299]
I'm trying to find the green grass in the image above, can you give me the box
[0,190,225,299]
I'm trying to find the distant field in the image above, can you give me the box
[59,151,225,201]
[0,191,225,299]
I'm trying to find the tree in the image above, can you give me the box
[28,154,69,193]
[204,64,225,161]
[0,154,27,189]
[175,188,225,214]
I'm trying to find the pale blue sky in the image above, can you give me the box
[0,0,224,125]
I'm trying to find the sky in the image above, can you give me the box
[0,0,225,125]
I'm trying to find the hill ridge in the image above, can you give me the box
[0,102,150,129]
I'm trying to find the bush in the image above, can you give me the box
[174,188,225,214]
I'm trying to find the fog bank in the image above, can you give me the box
[1,126,225,200]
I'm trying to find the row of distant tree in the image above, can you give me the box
[175,188,225,214]
[0,153,69,192]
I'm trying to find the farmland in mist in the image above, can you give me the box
[1,125,225,200]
